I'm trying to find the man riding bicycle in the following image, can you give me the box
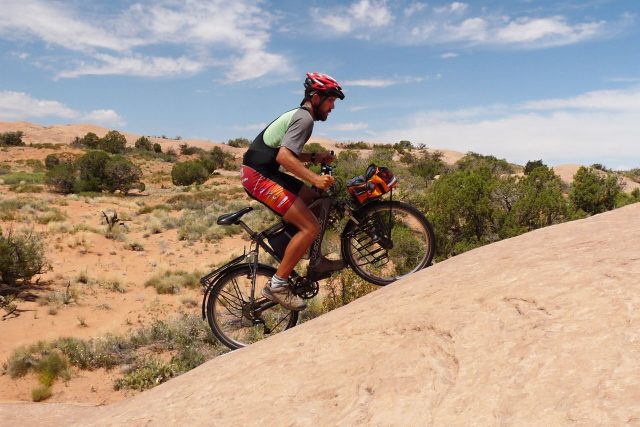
[241,72,346,312]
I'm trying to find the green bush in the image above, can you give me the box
[303,142,327,154]
[103,156,143,194]
[0,131,25,146]
[409,151,446,183]
[99,130,127,154]
[153,143,162,153]
[73,132,100,149]
[524,159,546,175]
[44,154,60,169]
[456,152,514,175]
[144,270,201,294]
[134,136,153,151]
[179,144,203,155]
[31,386,52,402]
[227,137,251,148]
[46,163,77,194]
[393,140,413,153]
[76,150,110,192]
[171,160,209,186]
[0,227,47,286]
[569,166,621,215]
[0,172,45,185]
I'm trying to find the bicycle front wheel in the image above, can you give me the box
[342,201,435,286]
[206,264,299,349]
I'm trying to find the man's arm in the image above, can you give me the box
[276,148,334,189]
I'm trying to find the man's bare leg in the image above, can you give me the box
[277,198,319,279]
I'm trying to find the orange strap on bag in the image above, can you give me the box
[347,164,398,204]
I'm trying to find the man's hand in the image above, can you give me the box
[314,174,335,190]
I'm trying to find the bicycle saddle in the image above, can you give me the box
[217,207,253,225]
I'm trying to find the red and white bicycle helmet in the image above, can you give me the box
[304,72,345,100]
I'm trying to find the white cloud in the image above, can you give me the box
[434,2,469,15]
[312,0,392,33]
[344,76,425,88]
[316,0,619,49]
[374,86,640,167]
[404,2,427,17]
[225,50,291,83]
[56,54,205,79]
[330,122,369,132]
[0,91,124,127]
[440,52,458,58]
[0,0,288,82]
[82,109,126,127]
[522,88,640,111]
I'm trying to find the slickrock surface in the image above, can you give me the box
[2,204,639,426]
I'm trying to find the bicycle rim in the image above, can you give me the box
[206,264,299,349]
[343,201,435,286]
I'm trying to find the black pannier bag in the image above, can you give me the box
[267,222,299,260]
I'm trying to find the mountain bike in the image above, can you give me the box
[201,163,435,349]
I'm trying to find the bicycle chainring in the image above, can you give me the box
[293,278,320,299]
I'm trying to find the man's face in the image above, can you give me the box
[313,95,337,121]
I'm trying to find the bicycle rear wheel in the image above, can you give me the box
[342,201,435,286]
[206,264,299,349]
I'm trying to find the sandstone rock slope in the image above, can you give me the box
[1,204,639,426]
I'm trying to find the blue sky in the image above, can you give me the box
[0,0,639,168]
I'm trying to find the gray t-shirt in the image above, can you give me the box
[243,107,314,175]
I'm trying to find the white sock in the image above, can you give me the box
[270,274,288,288]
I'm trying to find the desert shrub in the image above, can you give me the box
[25,159,46,172]
[456,152,514,175]
[569,166,622,215]
[368,145,394,166]
[303,142,328,154]
[524,159,546,175]
[0,164,10,175]
[409,151,446,183]
[153,143,162,153]
[0,131,25,146]
[75,150,110,192]
[0,171,45,185]
[501,165,567,237]
[227,137,251,148]
[99,130,127,154]
[393,140,413,153]
[31,386,52,402]
[179,144,203,155]
[36,351,70,387]
[102,156,144,194]
[144,270,201,294]
[44,154,61,169]
[46,163,77,194]
[0,228,47,286]
[337,141,370,149]
[615,188,640,208]
[9,182,44,194]
[421,167,502,259]
[171,160,209,186]
[134,136,153,151]
[320,270,376,313]
[73,132,100,149]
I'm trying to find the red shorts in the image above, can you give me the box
[241,165,300,216]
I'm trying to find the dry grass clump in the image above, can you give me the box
[4,315,227,396]
[0,197,67,224]
[144,270,201,294]
[3,343,71,401]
